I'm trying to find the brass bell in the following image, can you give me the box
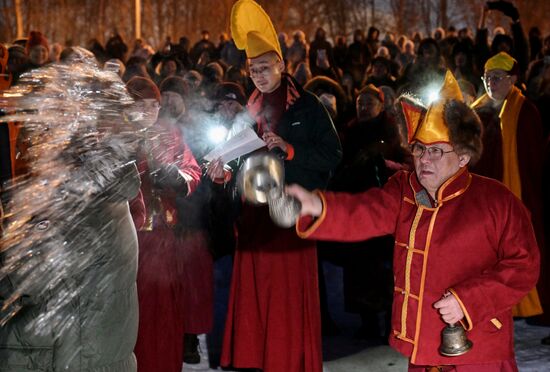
[439,323,473,357]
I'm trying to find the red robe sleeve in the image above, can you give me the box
[176,134,201,195]
[296,171,404,241]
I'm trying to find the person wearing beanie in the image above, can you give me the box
[212,81,247,130]
[288,70,540,371]
[158,76,189,122]
[342,82,409,175]
[158,74,217,365]
[322,81,409,345]
[25,30,49,68]
[214,81,246,105]
[7,44,28,83]
[127,75,202,372]
[206,1,341,371]
[125,76,161,128]
[471,52,548,325]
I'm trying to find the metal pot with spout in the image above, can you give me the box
[237,152,285,204]
[237,152,301,227]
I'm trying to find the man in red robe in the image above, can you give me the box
[471,52,546,321]
[288,71,540,371]
[207,1,341,371]
[126,76,202,372]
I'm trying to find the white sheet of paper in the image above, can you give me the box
[203,127,266,163]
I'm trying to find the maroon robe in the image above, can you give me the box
[221,77,326,372]
[132,119,201,372]
[472,98,548,323]
[297,169,539,367]
[221,206,322,371]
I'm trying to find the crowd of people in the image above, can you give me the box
[1,0,549,371]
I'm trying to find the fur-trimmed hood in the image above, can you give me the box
[444,99,483,165]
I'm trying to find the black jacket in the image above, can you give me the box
[273,76,343,190]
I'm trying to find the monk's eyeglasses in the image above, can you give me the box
[482,74,510,84]
[410,143,454,160]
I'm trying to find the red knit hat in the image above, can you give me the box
[25,31,49,55]
[126,76,161,102]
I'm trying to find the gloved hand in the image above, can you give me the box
[487,0,519,21]
[151,164,188,194]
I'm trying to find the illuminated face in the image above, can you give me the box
[127,98,160,127]
[412,141,470,198]
[356,93,383,121]
[248,52,284,93]
[29,45,49,66]
[483,69,516,102]
[161,60,177,77]
[160,91,185,119]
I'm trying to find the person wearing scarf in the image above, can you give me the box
[206,1,341,371]
[471,52,547,323]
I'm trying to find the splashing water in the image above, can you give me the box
[0,48,143,340]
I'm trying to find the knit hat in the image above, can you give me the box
[231,0,282,59]
[159,76,189,99]
[8,44,26,59]
[358,84,385,104]
[214,82,246,105]
[126,76,160,102]
[25,31,49,55]
[0,44,11,90]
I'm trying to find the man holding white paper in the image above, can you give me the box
[207,1,341,371]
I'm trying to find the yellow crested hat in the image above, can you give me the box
[484,51,517,72]
[230,0,282,59]
[402,70,464,144]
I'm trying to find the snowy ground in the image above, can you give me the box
[182,258,550,372]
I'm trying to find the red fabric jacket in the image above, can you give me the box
[134,119,201,229]
[297,168,539,366]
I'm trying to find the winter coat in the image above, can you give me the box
[0,163,141,372]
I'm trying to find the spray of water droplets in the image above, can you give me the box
[0,47,144,338]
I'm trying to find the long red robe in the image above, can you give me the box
[132,119,201,372]
[297,169,539,367]
[472,95,547,321]
[220,76,332,372]
[221,205,322,372]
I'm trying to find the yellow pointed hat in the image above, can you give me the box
[230,0,282,59]
[402,70,464,144]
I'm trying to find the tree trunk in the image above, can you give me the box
[14,0,23,39]
[439,0,448,29]
[98,0,105,43]
[371,0,375,26]
[156,0,163,44]
[135,0,141,40]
